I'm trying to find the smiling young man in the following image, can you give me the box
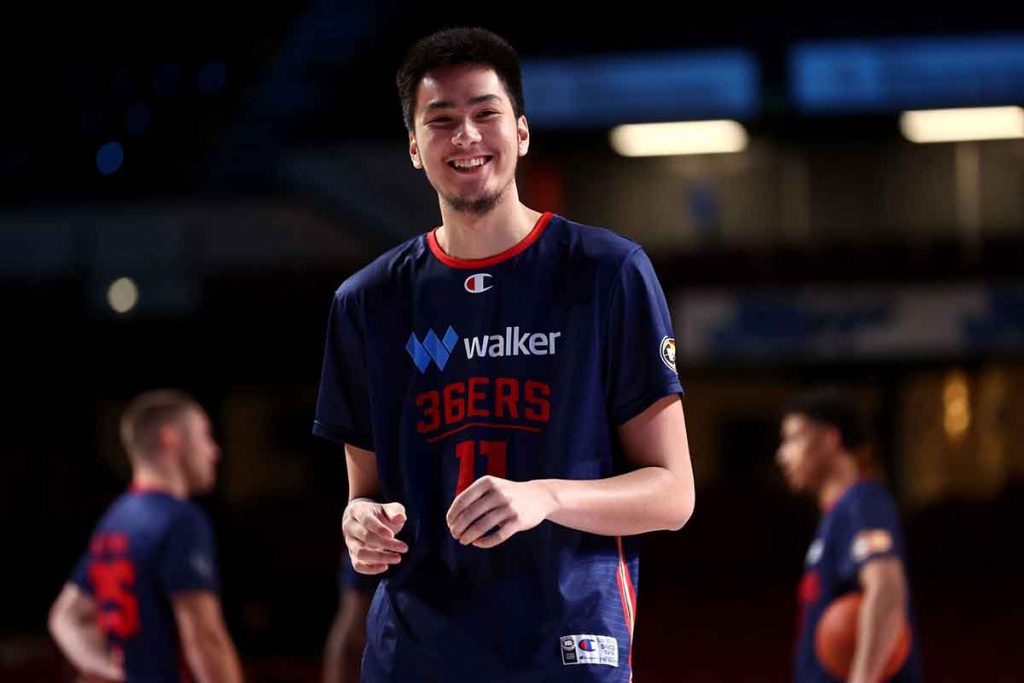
[313,27,695,682]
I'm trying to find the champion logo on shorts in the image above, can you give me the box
[559,634,618,667]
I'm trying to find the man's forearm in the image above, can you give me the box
[186,633,244,683]
[849,583,905,683]
[539,466,694,536]
[48,614,121,680]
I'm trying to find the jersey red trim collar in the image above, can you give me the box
[426,212,553,269]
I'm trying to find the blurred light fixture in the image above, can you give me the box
[900,106,1024,143]
[107,277,139,314]
[96,141,124,175]
[609,120,748,157]
[943,369,971,443]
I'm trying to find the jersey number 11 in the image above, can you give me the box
[454,440,508,496]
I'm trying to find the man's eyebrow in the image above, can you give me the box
[424,94,503,112]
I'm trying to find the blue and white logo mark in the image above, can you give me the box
[406,326,459,373]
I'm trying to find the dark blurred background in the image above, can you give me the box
[3,2,1023,680]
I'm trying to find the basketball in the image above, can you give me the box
[814,593,911,680]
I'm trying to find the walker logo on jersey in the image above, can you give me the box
[463,328,562,359]
[659,336,677,373]
[559,634,619,667]
[851,529,893,562]
[464,273,493,293]
[406,326,460,373]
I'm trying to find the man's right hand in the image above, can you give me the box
[342,500,408,575]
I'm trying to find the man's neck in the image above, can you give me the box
[132,467,188,500]
[817,456,860,512]
[435,191,542,260]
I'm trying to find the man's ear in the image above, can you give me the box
[517,115,530,156]
[410,132,423,169]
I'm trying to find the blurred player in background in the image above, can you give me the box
[321,553,379,683]
[777,388,922,682]
[48,389,243,683]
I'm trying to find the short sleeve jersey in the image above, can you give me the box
[314,213,682,681]
[70,489,219,683]
[794,480,922,682]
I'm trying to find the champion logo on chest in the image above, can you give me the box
[464,273,493,293]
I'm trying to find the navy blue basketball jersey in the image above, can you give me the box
[314,212,682,681]
[339,549,382,593]
[69,487,220,683]
[794,480,922,682]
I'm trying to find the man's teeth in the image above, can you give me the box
[453,158,486,169]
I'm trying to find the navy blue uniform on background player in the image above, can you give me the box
[48,390,243,683]
[777,389,922,682]
[314,28,695,682]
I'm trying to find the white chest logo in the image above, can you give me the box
[464,273,493,293]
[806,539,824,566]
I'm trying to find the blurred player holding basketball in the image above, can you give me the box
[48,390,243,683]
[777,388,922,682]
